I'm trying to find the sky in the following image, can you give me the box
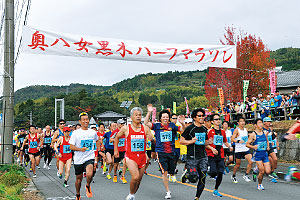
[9,0,300,90]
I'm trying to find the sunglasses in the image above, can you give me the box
[172,118,177,120]
[197,115,205,117]
[213,118,221,121]
[59,123,65,125]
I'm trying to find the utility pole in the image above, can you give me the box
[1,0,14,164]
[29,111,32,125]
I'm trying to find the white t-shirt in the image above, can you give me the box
[223,129,232,148]
[234,128,249,153]
[69,128,98,165]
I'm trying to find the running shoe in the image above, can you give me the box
[144,170,148,175]
[213,190,223,197]
[30,167,32,172]
[253,174,257,182]
[257,184,265,190]
[59,174,62,179]
[165,191,171,199]
[25,162,28,167]
[121,176,127,184]
[57,171,60,177]
[268,174,275,179]
[225,166,230,174]
[37,166,40,169]
[231,176,238,183]
[64,183,69,187]
[272,172,279,179]
[43,163,47,169]
[32,174,37,178]
[126,194,135,200]
[243,175,251,182]
[47,165,51,170]
[172,176,177,182]
[75,195,81,200]
[113,175,118,183]
[270,178,277,183]
[107,174,112,180]
[83,172,86,178]
[103,163,107,172]
[85,185,93,198]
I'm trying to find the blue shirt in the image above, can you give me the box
[275,95,282,107]
[151,122,179,153]
[103,131,114,150]
[270,98,276,108]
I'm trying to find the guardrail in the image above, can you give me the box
[229,105,300,124]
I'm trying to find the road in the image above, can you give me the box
[26,160,299,200]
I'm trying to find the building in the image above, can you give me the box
[276,70,300,94]
[94,111,127,126]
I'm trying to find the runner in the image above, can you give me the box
[16,128,27,166]
[21,125,43,178]
[222,121,234,174]
[170,114,181,182]
[97,123,107,174]
[144,104,185,199]
[69,112,101,200]
[52,119,66,175]
[43,125,53,170]
[54,127,73,187]
[206,114,233,197]
[180,108,210,200]
[110,119,127,183]
[114,107,154,200]
[246,118,272,190]
[281,120,300,141]
[263,117,279,180]
[103,122,117,180]
[231,117,253,183]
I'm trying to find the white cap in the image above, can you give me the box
[90,125,97,129]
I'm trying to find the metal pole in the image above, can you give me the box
[55,99,57,128]
[61,98,64,120]
[1,0,14,164]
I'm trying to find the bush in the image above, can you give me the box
[0,171,27,186]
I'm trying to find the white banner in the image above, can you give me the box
[21,26,236,68]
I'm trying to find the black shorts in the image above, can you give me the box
[28,151,40,157]
[105,149,114,156]
[267,148,274,155]
[235,151,251,159]
[74,159,95,176]
[146,150,152,159]
[186,157,208,173]
[114,151,125,163]
[208,157,225,174]
[157,152,176,175]
[224,148,233,157]
[151,141,156,152]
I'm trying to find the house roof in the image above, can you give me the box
[277,70,300,88]
[94,111,126,119]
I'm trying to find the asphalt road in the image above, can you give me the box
[26,159,299,200]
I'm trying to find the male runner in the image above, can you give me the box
[54,127,73,187]
[43,125,53,170]
[231,117,252,183]
[52,119,66,175]
[69,112,101,200]
[16,128,27,166]
[180,108,210,200]
[114,107,153,200]
[222,121,234,173]
[21,125,43,178]
[144,104,185,199]
[263,117,279,179]
[246,119,272,190]
[206,114,233,197]
[103,123,117,179]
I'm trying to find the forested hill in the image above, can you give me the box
[15,84,110,104]
[15,70,207,104]
[270,47,300,71]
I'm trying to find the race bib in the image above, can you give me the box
[242,136,248,144]
[272,139,277,147]
[160,131,172,142]
[131,139,144,152]
[44,137,52,144]
[195,133,206,145]
[30,141,38,148]
[103,138,106,145]
[213,135,223,146]
[19,138,24,144]
[257,141,267,151]
[118,138,125,147]
[227,137,231,144]
[63,145,71,153]
[109,140,114,146]
[81,139,93,151]
[267,135,272,144]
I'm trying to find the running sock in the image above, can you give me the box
[64,180,67,184]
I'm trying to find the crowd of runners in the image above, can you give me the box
[12,106,300,200]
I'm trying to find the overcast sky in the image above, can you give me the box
[13,0,300,90]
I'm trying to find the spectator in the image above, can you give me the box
[274,90,283,119]
[259,96,270,120]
